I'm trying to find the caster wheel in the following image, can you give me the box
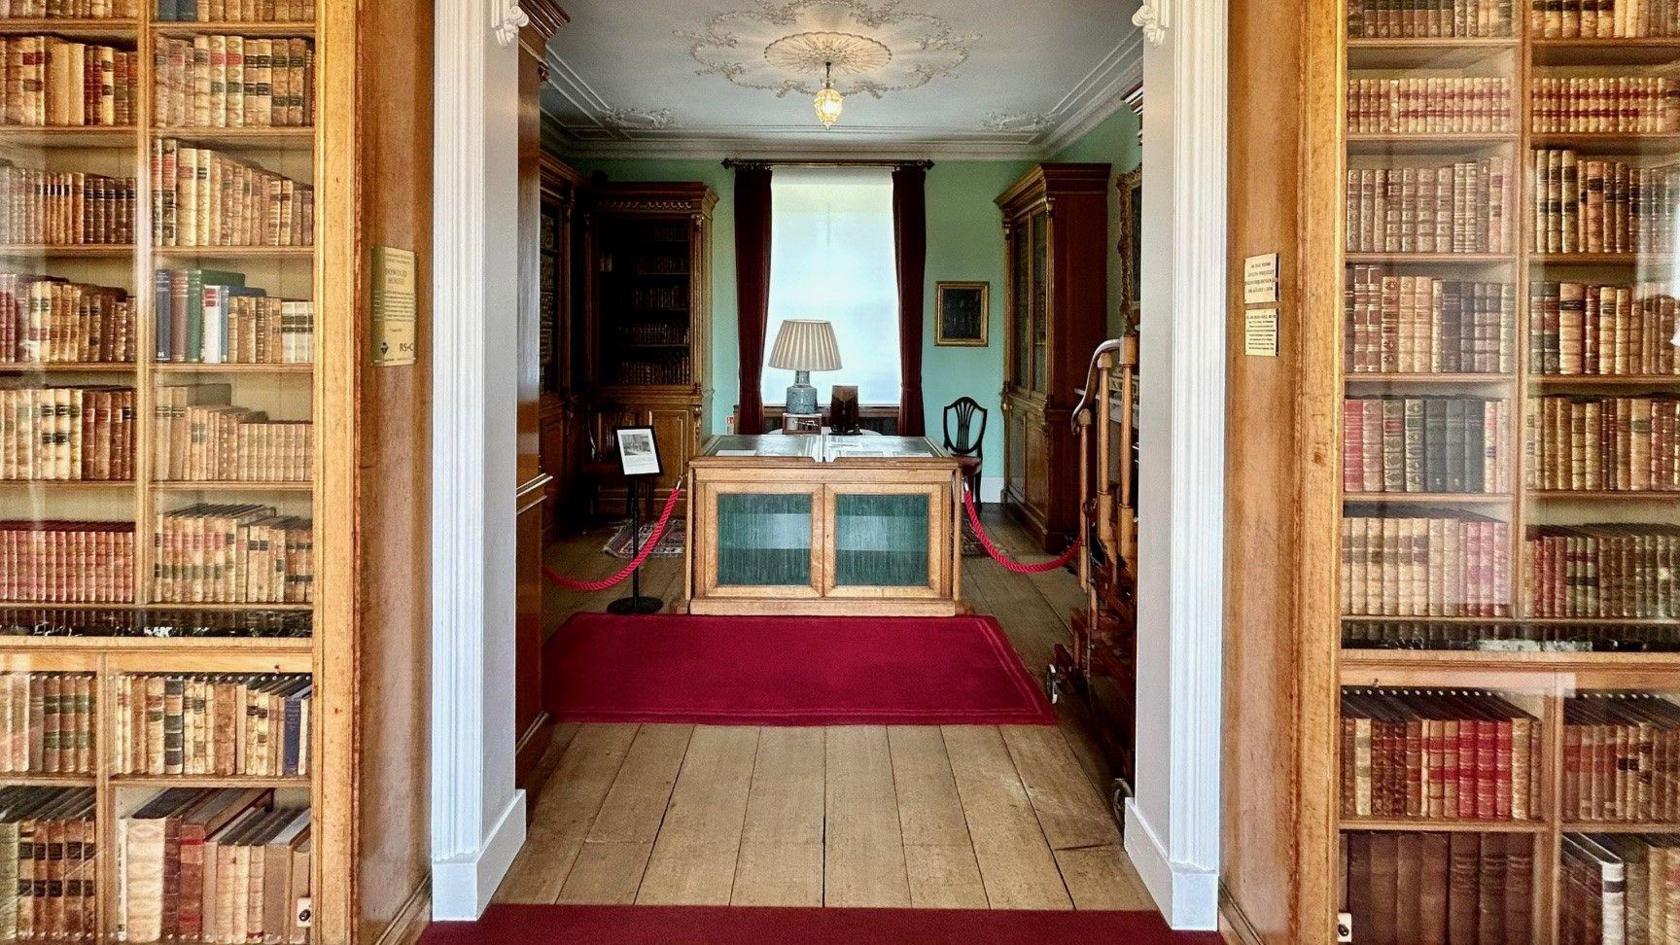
[1110,778,1133,823]
[1044,664,1063,705]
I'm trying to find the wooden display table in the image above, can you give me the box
[685,434,963,616]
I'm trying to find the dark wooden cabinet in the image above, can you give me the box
[537,156,587,534]
[995,164,1112,551]
[582,182,717,507]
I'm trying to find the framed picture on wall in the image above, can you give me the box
[934,281,989,347]
[1117,168,1143,333]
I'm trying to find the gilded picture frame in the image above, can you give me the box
[934,281,990,347]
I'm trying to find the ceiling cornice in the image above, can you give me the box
[540,22,1143,162]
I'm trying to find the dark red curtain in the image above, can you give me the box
[734,165,773,434]
[892,165,928,436]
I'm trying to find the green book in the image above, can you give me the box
[184,269,246,363]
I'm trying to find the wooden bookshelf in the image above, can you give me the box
[0,4,411,944]
[1225,1,1680,942]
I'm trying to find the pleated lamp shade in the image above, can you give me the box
[768,319,843,371]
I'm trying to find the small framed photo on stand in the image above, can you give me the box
[615,426,662,478]
[609,425,664,614]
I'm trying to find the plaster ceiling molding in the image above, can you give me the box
[677,0,978,100]
[980,112,1055,135]
[602,106,677,131]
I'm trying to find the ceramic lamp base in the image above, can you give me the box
[785,369,818,415]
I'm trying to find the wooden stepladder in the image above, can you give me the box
[1051,335,1141,820]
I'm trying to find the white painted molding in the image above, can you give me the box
[491,0,527,47]
[432,792,528,919]
[431,0,488,880]
[1125,800,1220,929]
[1133,0,1169,46]
[432,0,523,920]
[1128,0,1225,931]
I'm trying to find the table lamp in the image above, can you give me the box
[768,318,842,416]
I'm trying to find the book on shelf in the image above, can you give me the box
[0,36,139,127]
[1347,77,1514,135]
[1344,270,1514,374]
[155,0,315,22]
[1341,618,1680,652]
[1340,830,1533,945]
[1342,508,1513,617]
[1530,282,1680,376]
[0,160,134,246]
[1344,160,1511,254]
[0,606,310,637]
[1560,833,1680,945]
[153,35,314,129]
[1563,694,1680,823]
[112,673,309,776]
[1531,149,1679,255]
[150,139,314,248]
[0,519,132,602]
[1348,0,1516,37]
[154,385,310,482]
[0,787,95,942]
[0,672,91,774]
[1342,396,1512,494]
[118,788,310,945]
[1527,394,1680,491]
[153,267,313,364]
[152,504,310,604]
[1534,77,1680,133]
[610,352,690,386]
[0,385,134,480]
[1526,523,1680,618]
[0,274,134,364]
[1340,689,1542,821]
[0,0,139,16]
[1532,0,1680,36]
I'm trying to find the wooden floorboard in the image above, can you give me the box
[513,514,1153,915]
[823,726,910,907]
[494,723,639,904]
[636,726,760,905]
[941,725,1073,910]
[558,724,693,904]
[732,728,825,906]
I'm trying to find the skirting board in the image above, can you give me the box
[1124,798,1219,930]
[1217,883,1265,945]
[373,877,432,945]
[979,476,1003,504]
[432,790,527,920]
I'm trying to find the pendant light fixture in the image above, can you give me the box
[813,60,844,128]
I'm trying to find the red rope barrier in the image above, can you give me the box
[543,485,686,591]
[962,485,1081,574]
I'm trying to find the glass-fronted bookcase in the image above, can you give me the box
[1335,3,1680,941]
[0,3,339,942]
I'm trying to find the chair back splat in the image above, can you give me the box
[942,396,988,496]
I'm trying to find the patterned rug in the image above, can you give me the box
[603,521,687,559]
[603,519,983,559]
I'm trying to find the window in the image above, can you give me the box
[762,167,901,406]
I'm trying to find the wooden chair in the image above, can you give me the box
[941,396,987,498]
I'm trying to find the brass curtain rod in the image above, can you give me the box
[721,158,935,170]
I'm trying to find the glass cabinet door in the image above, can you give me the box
[823,484,949,598]
[1030,209,1050,394]
[705,487,821,595]
[1010,226,1032,389]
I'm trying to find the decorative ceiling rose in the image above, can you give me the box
[678,0,976,100]
[602,106,676,131]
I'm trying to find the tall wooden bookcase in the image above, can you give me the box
[581,181,715,504]
[0,3,432,944]
[1226,1,1680,943]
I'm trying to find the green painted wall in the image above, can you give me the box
[565,106,1139,481]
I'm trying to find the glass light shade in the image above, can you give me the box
[814,86,844,128]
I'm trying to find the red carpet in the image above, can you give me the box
[420,905,1222,945]
[542,612,1056,726]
